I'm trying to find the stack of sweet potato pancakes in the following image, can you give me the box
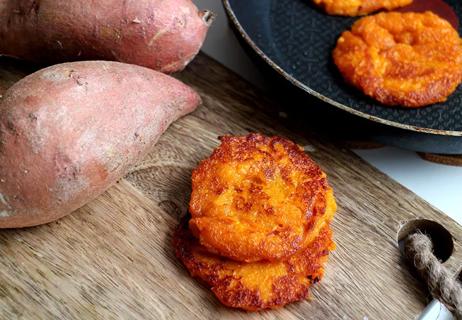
[174,134,337,311]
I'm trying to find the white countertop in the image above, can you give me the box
[197,0,462,226]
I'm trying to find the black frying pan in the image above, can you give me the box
[223,0,462,154]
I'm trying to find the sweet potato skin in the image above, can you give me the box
[0,0,212,73]
[0,61,200,228]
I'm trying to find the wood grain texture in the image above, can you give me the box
[0,54,461,319]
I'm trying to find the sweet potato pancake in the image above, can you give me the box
[189,134,330,262]
[312,0,412,16]
[333,11,462,108]
[174,217,335,311]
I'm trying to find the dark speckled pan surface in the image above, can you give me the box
[223,0,462,136]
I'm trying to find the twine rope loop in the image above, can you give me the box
[404,232,462,319]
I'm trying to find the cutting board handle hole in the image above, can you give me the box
[397,219,454,263]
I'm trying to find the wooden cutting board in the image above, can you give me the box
[0,53,461,319]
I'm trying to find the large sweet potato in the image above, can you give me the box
[0,0,213,73]
[0,61,200,228]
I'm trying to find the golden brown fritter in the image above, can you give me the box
[189,134,331,263]
[312,0,412,16]
[174,217,335,311]
[333,11,462,108]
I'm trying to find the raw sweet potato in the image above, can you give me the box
[0,0,213,73]
[0,61,200,228]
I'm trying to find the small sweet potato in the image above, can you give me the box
[0,0,213,73]
[0,61,200,228]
